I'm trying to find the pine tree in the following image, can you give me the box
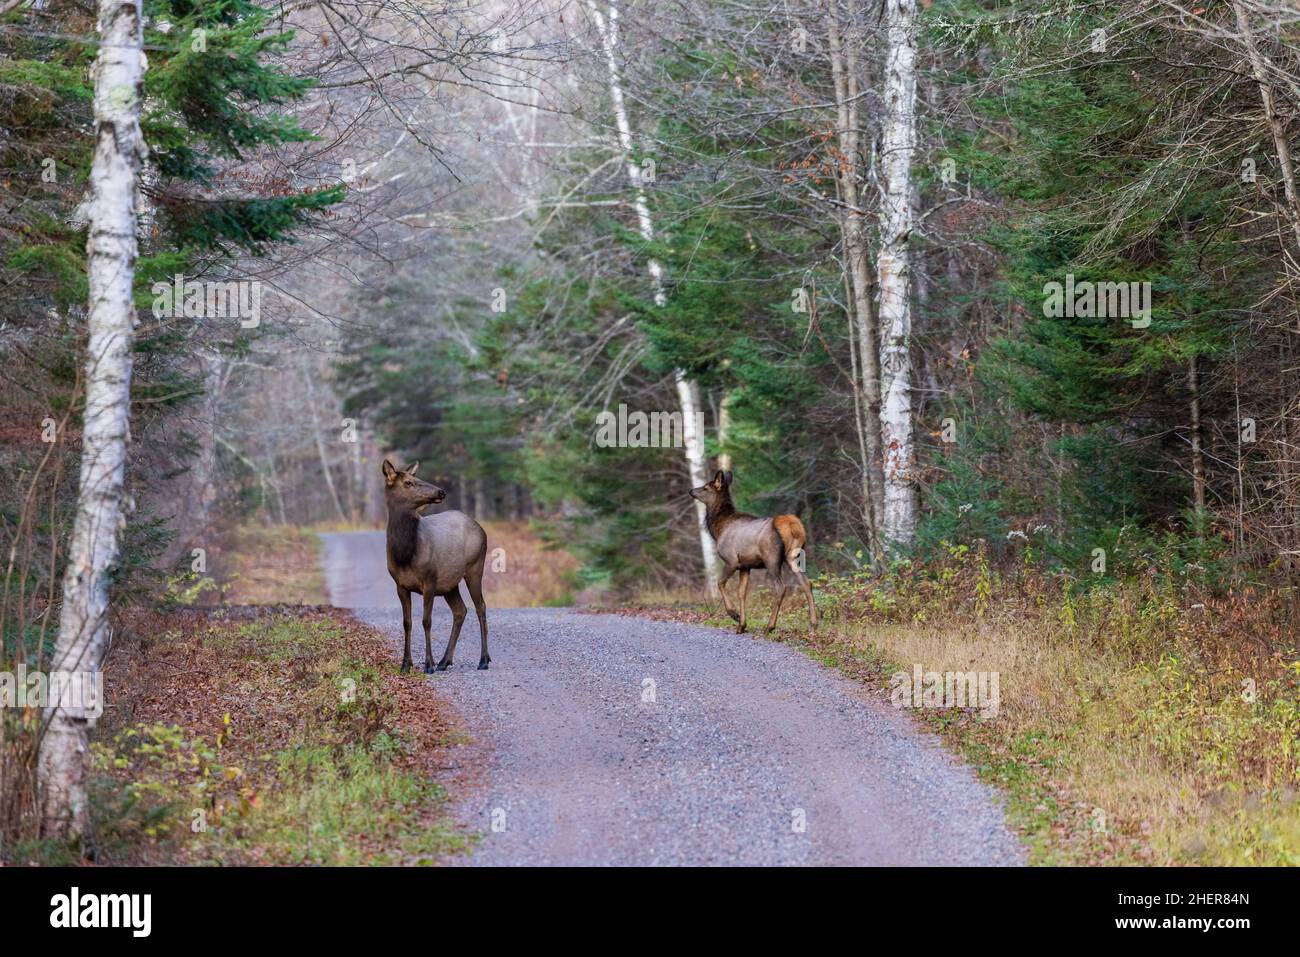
[9,0,344,844]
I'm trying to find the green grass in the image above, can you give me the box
[90,611,466,865]
[234,741,461,865]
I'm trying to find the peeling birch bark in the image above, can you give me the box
[41,0,147,841]
[586,0,720,592]
[877,0,919,550]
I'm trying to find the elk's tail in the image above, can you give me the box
[774,514,807,573]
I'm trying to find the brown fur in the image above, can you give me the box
[773,514,806,570]
[690,470,818,634]
[382,458,491,674]
[387,506,420,568]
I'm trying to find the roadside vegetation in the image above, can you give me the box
[607,550,1300,866]
[82,608,466,866]
[3,525,467,867]
[213,526,328,606]
[477,520,580,608]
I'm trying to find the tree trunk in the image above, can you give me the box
[1189,354,1206,517]
[844,264,876,556]
[267,455,288,525]
[349,430,364,525]
[877,0,920,550]
[191,350,222,543]
[586,0,720,593]
[299,354,348,524]
[1234,0,1300,257]
[41,0,146,842]
[828,3,885,553]
[1232,2,1300,564]
[717,392,733,472]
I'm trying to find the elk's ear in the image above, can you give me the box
[382,459,398,485]
[712,469,726,488]
[408,461,419,476]
[723,470,733,487]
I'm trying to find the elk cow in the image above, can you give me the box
[381,459,490,673]
[690,470,818,634]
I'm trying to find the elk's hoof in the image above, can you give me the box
[400,661,412,674]
[477,659,490,671]
[423,662,436,675]
[436,661,451,672]
[735,624,747,635]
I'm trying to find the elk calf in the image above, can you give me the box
[382,459,490,673]
[690,470,818,634]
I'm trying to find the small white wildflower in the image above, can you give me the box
[958,503,973,514]
[1007,530,1028,541]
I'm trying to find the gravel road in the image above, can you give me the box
[321,530,1024,866]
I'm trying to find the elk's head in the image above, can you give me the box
[689,469,733,510]
[381,458,446,511]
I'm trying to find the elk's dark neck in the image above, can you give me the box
[386,507,420,567]
[706,496,737,539]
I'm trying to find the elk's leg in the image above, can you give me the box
[437,587,468,671]
[465,559,490,669]
[793,568,818,631]
[421,587,438,674]
[718,564,740,622]
[396,585,413,673]
[764,558,789,634]
[736,570,750,634]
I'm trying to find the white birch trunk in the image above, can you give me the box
[586,0,720,593]
[716,391,732,472]
[40,0,146,840]
[877,0,919,550]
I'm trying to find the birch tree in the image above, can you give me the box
[39,0,146,840]
[876,0,919,549]
[1231,0,1300,258]
[827,1,885,554]
[584,0,720,593]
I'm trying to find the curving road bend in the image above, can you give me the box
[320,530,1024,866]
